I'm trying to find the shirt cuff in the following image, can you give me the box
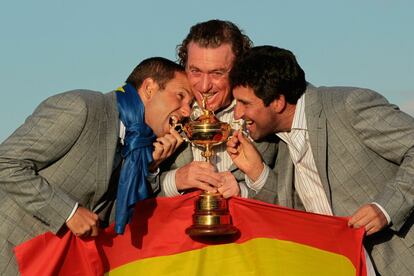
[239,182,248,198]
[162,169,182,197]
[66,202,79,222]
[245,163,269,192]
[372,202,391,225]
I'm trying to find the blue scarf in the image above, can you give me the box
[115,83,156,234]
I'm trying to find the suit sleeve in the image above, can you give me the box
[345,89,414,230]
[0,92,87,232]
[155,143,192,197]
[246,138,279,200]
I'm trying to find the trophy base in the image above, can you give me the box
[185,224,239,237]
[185,192,240,238]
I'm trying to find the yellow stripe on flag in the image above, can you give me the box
[107,237,355,276]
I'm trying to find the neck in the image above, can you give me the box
[278,104,297,133]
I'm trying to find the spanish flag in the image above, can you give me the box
[14,192,366,275]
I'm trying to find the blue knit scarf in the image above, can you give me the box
[115,83,156,234]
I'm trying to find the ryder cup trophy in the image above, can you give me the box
[173,96,239,237]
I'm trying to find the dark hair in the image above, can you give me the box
[230,46,307,106]
[177,19,253,66]
[126,57,185,90]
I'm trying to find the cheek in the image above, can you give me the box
[249,108,266,124]
[216,80,230,93]
[188,76,200,89]
[244,108,255,118]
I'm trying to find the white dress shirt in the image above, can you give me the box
[277,94,333,215]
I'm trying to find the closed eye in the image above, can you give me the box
[177,92,185,100]
[189,68,201,77]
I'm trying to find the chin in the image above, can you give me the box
[248,129,261,141]
[151,127,164,138]
[249,133,259,141]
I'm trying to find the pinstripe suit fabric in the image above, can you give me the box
[253,86,414,275]
[0,90,119,275]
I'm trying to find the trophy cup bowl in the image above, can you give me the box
[174,107,240,237]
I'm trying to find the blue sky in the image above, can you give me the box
[1,0,413,141]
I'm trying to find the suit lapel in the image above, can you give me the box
[305,89,332,207]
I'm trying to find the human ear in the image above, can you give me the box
[271,95,287,113]
[140,78,159,100]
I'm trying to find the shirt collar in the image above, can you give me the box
[290,93,307,131]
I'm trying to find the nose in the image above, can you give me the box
[234,102,244,120]
[199,73,213,93]
[180,102,192,117]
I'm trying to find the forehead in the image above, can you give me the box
[187,42,235,70]
[233,86,258,101]
[166,72,188,85]
[164,72,192,93]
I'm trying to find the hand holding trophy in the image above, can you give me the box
[173,95,240,237]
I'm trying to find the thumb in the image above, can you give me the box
[237,131,250,145]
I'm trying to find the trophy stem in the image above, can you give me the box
[202,144,213,163]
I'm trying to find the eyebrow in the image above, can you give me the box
[187,65,228,73]
[237,98,252,105]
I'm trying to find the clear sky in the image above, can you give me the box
[1,0,413,141]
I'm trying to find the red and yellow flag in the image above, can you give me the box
[14,192,366,275]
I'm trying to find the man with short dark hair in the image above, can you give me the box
[227,45,414,275]
[158,20,277,199]
[0,57,192,275]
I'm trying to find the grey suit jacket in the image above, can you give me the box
[0,90,119,275]
[254,85,414,275]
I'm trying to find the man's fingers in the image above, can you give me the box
[66,206,100,238]
[348,208,365,226]
[196,174,222,187]
[198,182,218,193]
[153,142,164,158]
[169,128,184,145]
[156,136,176,156]
[90,225,99,237]
[348,204,388,236]
[227,132,239,147]
[237,131,250,144]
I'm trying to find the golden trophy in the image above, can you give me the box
[174,97,240,237]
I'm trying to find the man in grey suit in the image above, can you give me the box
[157,20,277,199]
[226,46,414,275]
[0,57,193,275]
